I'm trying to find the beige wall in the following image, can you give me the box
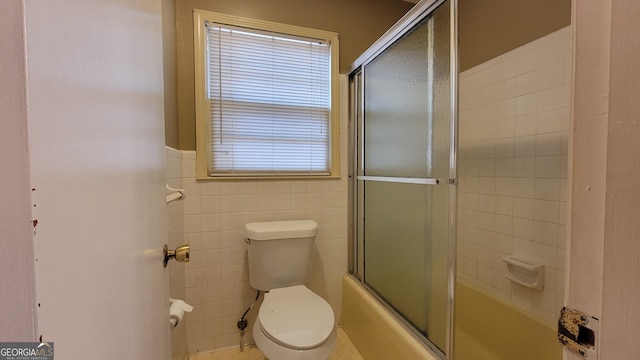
[459,0,571,71]
[162,0,179,149]
[0,0,38,341]
[164,0,573,149]
[173,0,413,150]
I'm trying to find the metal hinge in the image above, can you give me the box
[558,306,598,359]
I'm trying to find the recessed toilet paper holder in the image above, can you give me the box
[163,244,190,268]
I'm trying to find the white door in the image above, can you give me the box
[24,0,170,359]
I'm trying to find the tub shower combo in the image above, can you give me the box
[345,0,561,359]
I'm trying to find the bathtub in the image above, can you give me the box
[342,275,438,360]
[455,280,562,360]
[342,275,562,360]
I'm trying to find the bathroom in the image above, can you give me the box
[2,0,639,360]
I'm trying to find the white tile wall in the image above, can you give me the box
[166,146,188,360]
[180,75,350,354]
[457,27,571,325]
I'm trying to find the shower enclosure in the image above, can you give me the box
[348,0,457,358]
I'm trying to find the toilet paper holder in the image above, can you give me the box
[163,244,190,268]
[169,298,193,329]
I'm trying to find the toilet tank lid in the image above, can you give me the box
[245,220,318,241]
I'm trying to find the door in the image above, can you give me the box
[25,0,170,359]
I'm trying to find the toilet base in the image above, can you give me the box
[253,317,336,360]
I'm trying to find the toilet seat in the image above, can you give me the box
[258,285,335,350]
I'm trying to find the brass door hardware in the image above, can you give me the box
[163,244,190,268]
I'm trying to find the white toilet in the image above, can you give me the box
[245,220,336,360]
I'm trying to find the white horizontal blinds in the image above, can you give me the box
[206,22,331,175]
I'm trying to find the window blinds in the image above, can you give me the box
[206,23,332,175]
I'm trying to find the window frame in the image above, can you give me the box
[193,10,340,180]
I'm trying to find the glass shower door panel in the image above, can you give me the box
[363,3,451,180]
[363,18,431,178]
[363,181,450,351]
[364,181,430,332]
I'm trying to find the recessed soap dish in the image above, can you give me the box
[503,255,545,290]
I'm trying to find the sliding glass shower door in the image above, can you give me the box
[349,0,457,358]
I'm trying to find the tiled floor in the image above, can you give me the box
[188,327,364,360]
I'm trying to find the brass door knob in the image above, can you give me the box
[163,244,190,268]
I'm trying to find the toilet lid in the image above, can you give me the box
[259,285,335,350]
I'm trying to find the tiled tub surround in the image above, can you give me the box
[179,75,350,354]
[457,26,571,324]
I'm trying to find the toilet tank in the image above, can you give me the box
[245,220,318,291]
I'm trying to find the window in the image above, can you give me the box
[193,10,340,178]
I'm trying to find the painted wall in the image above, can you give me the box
[0,0,38,341]
[181,76,349,354]
[162,0,179,149]
[458,26,571,325]
[161,0,575,149]
[173,0,413,150]
[162,0,575,148]
[459,0,571,71]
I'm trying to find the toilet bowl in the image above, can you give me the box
[253,285,336,360]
